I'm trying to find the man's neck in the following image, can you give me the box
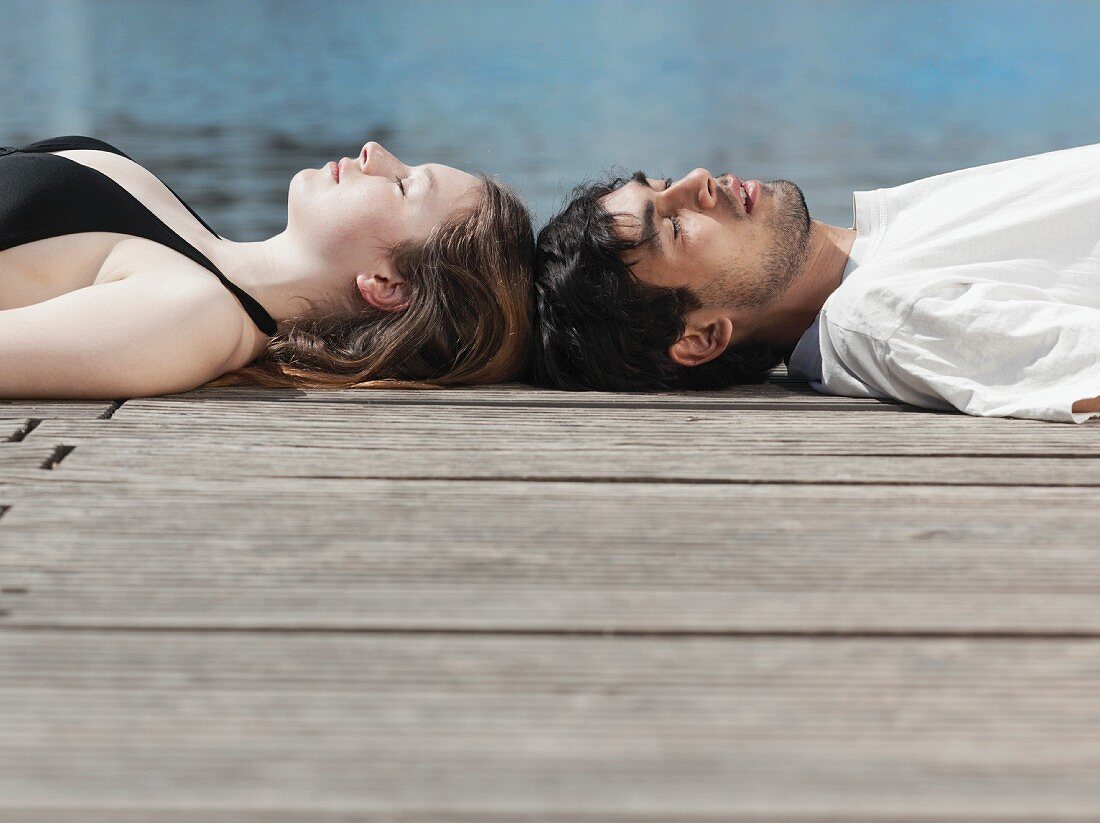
[750,219,855,351]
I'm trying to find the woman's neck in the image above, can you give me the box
[202,232,348,323]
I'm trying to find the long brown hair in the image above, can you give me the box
[207,176,534,388]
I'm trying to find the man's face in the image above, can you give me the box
[601,169,812,313]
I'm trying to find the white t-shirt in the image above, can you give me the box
[787,143,1100,424]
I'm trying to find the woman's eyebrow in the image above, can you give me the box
[413,167,437,199]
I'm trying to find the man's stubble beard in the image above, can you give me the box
[693,179,812,312]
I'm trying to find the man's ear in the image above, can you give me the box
[668,313,734,367]
[356,270,408,311]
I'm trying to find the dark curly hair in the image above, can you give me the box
[533,174,786,391]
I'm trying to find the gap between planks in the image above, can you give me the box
[7,624,1100,640]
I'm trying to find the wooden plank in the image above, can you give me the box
[29,407,1100,458]
[30,441,1100,486]
[3,632,1100,816]
[0,401,117,420]
[3,478,1100,631]
[0,813,957,823]
[21,422,1100,485]
[128,378,905,411]
[0,418,33,442]
[0,814,965,823]
[0,442,67,470]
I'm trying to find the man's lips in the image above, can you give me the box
[744,180,759,212]
[719,174,759,215]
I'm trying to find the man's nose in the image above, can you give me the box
[663,168,718,211]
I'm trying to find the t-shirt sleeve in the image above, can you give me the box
[878,280,1100,424]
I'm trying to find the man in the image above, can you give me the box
[534,146,1100,424]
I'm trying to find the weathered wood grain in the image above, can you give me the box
[0,418,32,442]
[20,430,1100,485]
[0,814,997,823]
[95,365,896,416]
[0,442,68,470]
[2,478,1100,631]
[5,378,1100,820]
[0,401,117,420]
[29,407,1100,460]
[0,812,991,822]
[144,372,904,412]
[3,632,1100,816]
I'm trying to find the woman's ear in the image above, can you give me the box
[668,313,734,367]
[356,271,408,311]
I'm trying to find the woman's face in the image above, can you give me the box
[287,141,480,305]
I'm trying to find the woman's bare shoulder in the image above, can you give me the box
[0,264,265,399]
[121,261,272,369]
[101,241,271,367]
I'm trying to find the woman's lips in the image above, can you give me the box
[327,161,339,183]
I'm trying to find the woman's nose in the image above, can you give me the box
[360,141,401,174]
[662,168,718,211]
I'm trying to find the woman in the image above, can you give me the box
[0,136,534,398]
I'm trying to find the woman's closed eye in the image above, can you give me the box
[395,177,406,196]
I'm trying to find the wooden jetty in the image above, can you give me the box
[3,368,1100,820]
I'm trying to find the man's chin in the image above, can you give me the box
[764,179,798,201]
[766,179,811,233]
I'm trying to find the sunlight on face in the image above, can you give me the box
[288,141,481,271]
[602,169,810,312]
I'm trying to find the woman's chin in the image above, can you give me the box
[285,169,316,210]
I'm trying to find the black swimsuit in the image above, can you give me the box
[0,135,277,336]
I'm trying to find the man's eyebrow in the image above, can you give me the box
[628,170,672,191]
[627,171,662,254]
[640,198,660,255]
[612,170,662,256]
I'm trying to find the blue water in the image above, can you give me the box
[2,0,1098,237]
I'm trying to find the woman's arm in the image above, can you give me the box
[0,274,247,399]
